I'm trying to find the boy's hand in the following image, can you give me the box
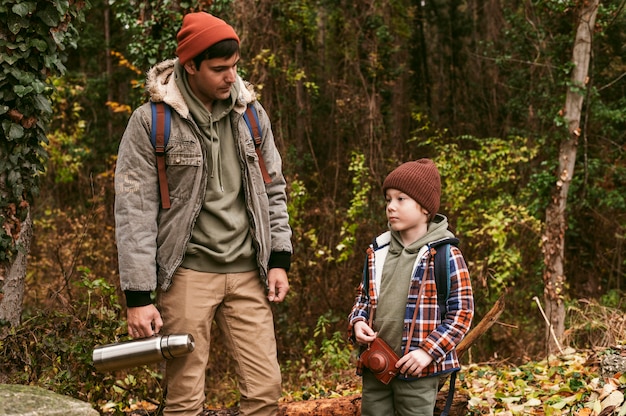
[396,348,433,376]
[353,321,377,345]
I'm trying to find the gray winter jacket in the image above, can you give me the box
[114,59,292,299]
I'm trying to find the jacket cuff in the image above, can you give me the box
[269,251,291,272]
[124,290,153,308]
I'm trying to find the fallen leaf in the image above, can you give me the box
[601,390,624,410]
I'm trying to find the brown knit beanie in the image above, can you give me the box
[176,12,240,65]
[382,159,441,215]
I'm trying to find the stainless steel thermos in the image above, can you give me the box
[92,334,195,372]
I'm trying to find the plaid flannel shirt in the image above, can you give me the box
[348,231,474,379]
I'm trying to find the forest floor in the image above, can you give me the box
[116,346,626,416]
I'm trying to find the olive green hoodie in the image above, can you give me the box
[375,215,455,355]
[174,62,256,273]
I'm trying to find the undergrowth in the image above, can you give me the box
[1,297,625,415]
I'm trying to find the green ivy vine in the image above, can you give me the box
[0,0,86,264]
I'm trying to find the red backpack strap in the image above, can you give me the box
[244,104,271,184]
[151,102,171,209]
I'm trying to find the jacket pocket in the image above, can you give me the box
[163,135,202,202]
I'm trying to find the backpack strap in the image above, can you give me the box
[430,237,460,416]
[440,370,457,416]
[430,237,459,321]
[243,104,271,184]
[150,101,171,209]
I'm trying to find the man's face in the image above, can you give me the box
[184,53,240,109]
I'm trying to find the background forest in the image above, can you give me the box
[1,0,625,414]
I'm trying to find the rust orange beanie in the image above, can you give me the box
[176,12,240,65]
[382,159,441,215]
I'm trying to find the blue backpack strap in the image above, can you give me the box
[150,101,171,148]
[243,103,271,184]
[440,370,458,416]
[150,101,172,209]
[431,237,459,321]
[431,238,460,416]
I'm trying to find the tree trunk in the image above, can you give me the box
[0,209,32,332]
[542,0,599,353]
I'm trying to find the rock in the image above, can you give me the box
[0,384,98,416]
[601,353,626,378]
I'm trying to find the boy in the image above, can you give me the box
[348,158,474,415]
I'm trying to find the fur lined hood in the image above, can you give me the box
[144,58,257,118]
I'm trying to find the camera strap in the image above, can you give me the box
[404,248,431,355]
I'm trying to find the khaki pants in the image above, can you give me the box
[158,268,281,416]
[361,369,440,416]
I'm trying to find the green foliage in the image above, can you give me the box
[418,128,542,297]
[273,0,317,46]
[0,268,166,414]
[111,1,236,71]
[0,0,86,262]
[282,313,357,402]
[336,152,372,262]
[44,77,90,184]
[9,190,166,413]
[3,0,625,411]
[112,0,182,69]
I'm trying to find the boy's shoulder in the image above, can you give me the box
[429,237,459,249]
[371,231,392,250]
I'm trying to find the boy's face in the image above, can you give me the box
[184,53,240,110]
[385,189,430,242]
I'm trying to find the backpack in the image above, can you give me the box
[149,101,271,209]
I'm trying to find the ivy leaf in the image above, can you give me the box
[7,14,29,34]
[36,7,61,27]
[2,54,20,65]
[7,122,25,140]
[12,2,36,17]
[14,84,34,98]
[33,94,52,113]
[30,38,48,52]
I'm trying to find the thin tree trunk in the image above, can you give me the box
[0,209,32,333]
[105,4,113,139]
[542,0,599,353]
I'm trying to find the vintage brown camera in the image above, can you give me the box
[358,337,400,384]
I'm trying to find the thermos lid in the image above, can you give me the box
[161,334,195,359]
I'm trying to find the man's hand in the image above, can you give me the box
[127,304,163,339]
[267,268,289,303]
[353,321,377,345]
[396,348,433,376]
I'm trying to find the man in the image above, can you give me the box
[114,12,292,416]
